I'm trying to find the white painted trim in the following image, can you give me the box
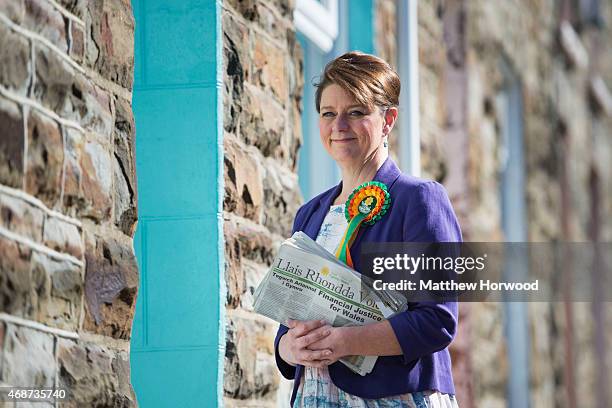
[397,0,420,176]
[215,1,227,407]
[0,313,79,339]
[295,0,338,53]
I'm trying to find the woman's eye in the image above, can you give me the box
[349,110,365,116]
[321,112,335,118]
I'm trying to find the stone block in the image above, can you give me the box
[43,216,83,259]
[287,101,302,170]
[240,83,285,158]
[286,29,303,100]
[224,230,245,309]
[224,314,279,399]
[223,12,249,134]
[224,214,277,267]
[225,0,259,22]
[29,252,82,331]
[240,259,269,312]
[266,0,294,18]
[57,339,137,407]
[24,0,69,52]
[2,324,55,388]
[0,0,25,23]
[56,0,87,20]
[261,158,300,238]
[224,136,264,222]
[228,0,290,43]
[33,45,76,117]
[253,35,287,104]
[112,97,137,236]
[255,2,289,45]
[279,100,301,170]
[85,0,135,89]
[0,96,24,188]
[79,140,112,221]
[112,158,131,236]
[82,232,138,340]
[0,23,30,96]
[0,238,32,316]
[62,127,84,215]
[25,110,63,209]
[69,20,85,63]
[0,193,44,242]
[64,74,113,141]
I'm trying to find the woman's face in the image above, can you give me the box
[318,84,387,167]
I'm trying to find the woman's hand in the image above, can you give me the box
[278,319,334,368]
[307,326,351,364]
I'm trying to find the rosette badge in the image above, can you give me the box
[335,181,391,267]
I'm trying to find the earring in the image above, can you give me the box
[383,139,388,148]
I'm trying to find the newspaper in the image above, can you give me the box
[253,232,407,376]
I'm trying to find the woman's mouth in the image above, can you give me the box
[331,138,357,143]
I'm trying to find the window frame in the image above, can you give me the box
[294,0,339,53]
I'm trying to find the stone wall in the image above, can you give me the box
[0,0,138,406]
[416,0,612,407]
[222,0,303,406]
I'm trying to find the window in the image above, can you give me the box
[295,0,345,200]
[295,0,339,53]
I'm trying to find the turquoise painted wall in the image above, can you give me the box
[130,0,224,406]
[348,0,374,54]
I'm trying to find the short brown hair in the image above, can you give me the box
[314,51,401,113]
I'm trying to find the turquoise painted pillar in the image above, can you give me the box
[130,0,224,407]
[348,0,374,54]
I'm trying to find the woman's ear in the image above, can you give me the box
[383,107,399,135]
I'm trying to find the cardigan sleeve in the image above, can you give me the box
[388,181,462,364]
[273,205,308,379]
[274,324,296,379]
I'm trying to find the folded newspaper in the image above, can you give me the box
[253,232,407,376]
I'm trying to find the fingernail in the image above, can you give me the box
[325,350,332,356]
[320,320,326,325]
[325,330,331,336]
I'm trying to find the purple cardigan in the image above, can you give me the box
[274,158,462,404]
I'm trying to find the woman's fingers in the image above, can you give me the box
[297,348,332,366]
[287,319,327,337]
[297,326,331,348]
[281,319,335,367]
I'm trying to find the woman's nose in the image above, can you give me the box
[333,113,349,132]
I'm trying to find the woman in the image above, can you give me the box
[275,52,461,407]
